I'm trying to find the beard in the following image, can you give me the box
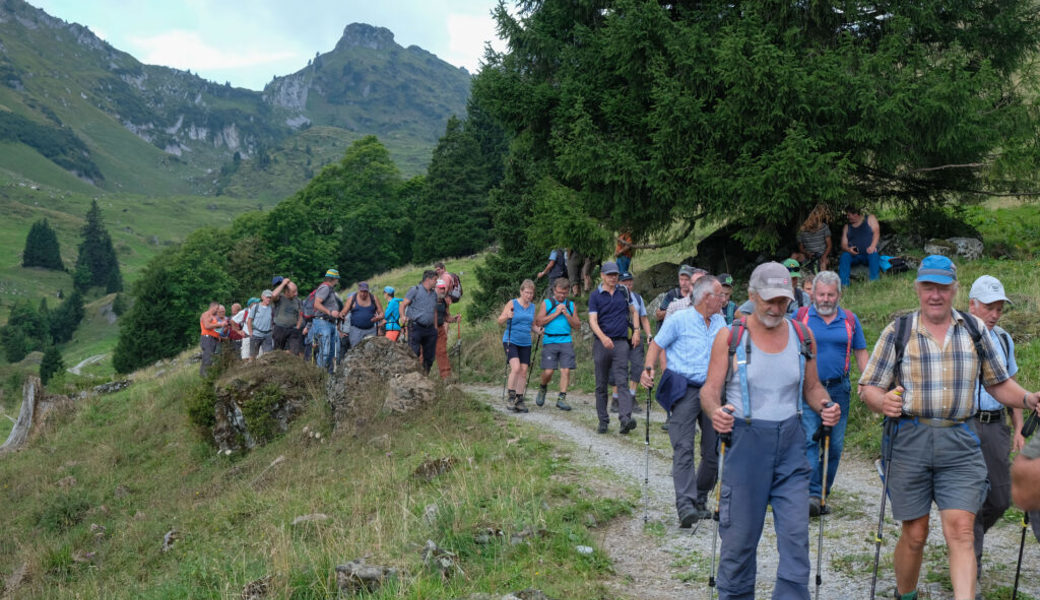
[815,301,837,316]
[758,311,785,329]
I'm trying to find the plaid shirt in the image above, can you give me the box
[859,310,1009,420]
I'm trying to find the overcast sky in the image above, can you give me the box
[32,0,508,90]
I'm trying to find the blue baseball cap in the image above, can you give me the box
[916,255,957,285]
[601,261,620,275]
[383,286,395,295]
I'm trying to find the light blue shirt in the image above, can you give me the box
[653,308,726,384]
[976,325,1017,411]
[630,290,647,318]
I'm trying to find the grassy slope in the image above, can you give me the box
[0,361,631,599]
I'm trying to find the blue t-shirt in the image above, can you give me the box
[543,298,575,344]
[976,326,1017,411]
[588,284,632,339]
[384,298,402,331]
[654,309,726,384]
[803,305,867,381]
[502,299,535,347]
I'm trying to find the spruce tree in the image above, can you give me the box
[74,200,123,293]
[50,290,85,344]
[21,219,64,270]
[39,345,64,385]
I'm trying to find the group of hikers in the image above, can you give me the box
[198,262,462,379]
[496,224,1040,599]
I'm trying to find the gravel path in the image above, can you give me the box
[463,384,1040,599]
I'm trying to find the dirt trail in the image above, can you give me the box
[463,384,1039,600]
[67,353,107,375]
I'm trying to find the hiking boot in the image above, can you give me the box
[661,422,669,431]
[693,500,711,521]
[535,387,546,407]
[620,418,637,435]
[610,397,619,413]
[512,397,529,413]
[809,496,822,518]
[556,397,572,411]
[597,422,609,434]
[820,502,832,516]
[893,590,918,600]
[679,509,699,529]
[632,402,642,413]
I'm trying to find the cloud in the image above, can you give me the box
[445,13,505,73]
[127,29,298,71]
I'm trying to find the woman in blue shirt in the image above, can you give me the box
[497,279,541,412]
[381,286,402,342]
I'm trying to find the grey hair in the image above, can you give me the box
[691,274,717,305]
[811,271,842,296]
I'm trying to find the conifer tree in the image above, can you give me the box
[50,290,85,344]
[39,345,64,385]
[21,219,64,270]
[74,200,123,293]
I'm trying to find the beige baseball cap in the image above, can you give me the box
[749,262,795,301]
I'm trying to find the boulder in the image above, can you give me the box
[923,238,956,257]
[632,261,680,301]
[694,223,771,278]
[922,237,983,261]
[334,558,398,595]
[212,353,325,452]
[327,337,436,430]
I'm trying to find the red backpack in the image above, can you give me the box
[795,305,856,374]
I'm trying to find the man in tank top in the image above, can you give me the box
[701,261,840,600]
[838,205,881,287]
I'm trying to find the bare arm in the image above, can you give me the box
[630,303,641,347]
[802,331,840,424]
[639,341,667,388]
[854,348,869,374]
[983,378,1039,412]
[703,329,735,432]
[840,224,853,253]
[496,301,514,326]
[1012,453,1040,510]
[867,215,881,253]
[534,300,550,326]
[564,302,581,328]
[588,312,613,349]
[271,278,289,301]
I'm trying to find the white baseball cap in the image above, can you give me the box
[969,275,1012,305]
[749,262,795,302]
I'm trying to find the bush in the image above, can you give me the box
[184,379,218,432]
[35,493,91,533]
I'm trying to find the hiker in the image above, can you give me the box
[665,266,709,318]
[801,273,814,297]
[401,270,439,375]
[233,298,257,360]
[641,274,727,528]
[248,291,275,360]
[271,278,303,355]
[589,261,641,434]
[311,269,343,374]
[199,301,227,376]
[782,259,811,315]
[655,264,699,322]
[717,273,738,325]
[343,282,382,347]
[497,279,541,412]
[382,286,402,341]
[433,279,459,379]
[858,255,1040,600]
[795,270,868,518]
[535,248,567,289]
[793,204,832,272]
[566,248,584,296]
[966,275,1027,586]
[534,277,579,411]
[227,302,245,357]
[838,205,881,286]
[616,231,634,275]
[701,261,841,600]
[434,261,463,302]
[612,272,651,412]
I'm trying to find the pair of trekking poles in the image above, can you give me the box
[499,317,544,405]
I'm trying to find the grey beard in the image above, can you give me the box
[815,302,837,316]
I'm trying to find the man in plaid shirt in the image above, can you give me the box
[859,255,1040,600]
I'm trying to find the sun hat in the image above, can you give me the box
[324,268,340,279]
[749,262,795,301]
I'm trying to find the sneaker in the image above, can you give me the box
[610,397,619,413]
[620,418,637,434]
[597,422,609,434]
[693,500,711,521]
[820,502,832,516]
[556,397,572,411]
[535,388,546,407]
[809,496,821,518]
[679,509,699,529]
[513,398,529,413]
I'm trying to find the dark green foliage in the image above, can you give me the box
[240,384,283,443]
[477,0,1040,254]
[74,200,123,293]
[0,110,103,180]
[49,290,85,344]
[21,219,64,270]
[39,345,64,385]
[184,379,218,431]
[112,228,234,374]
[0,299,51,362]
[111,292,128,316]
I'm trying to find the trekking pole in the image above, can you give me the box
[814,402,834,600]
[501,318,512,404]
[1012,511,1030,600]
[870,417,898,599]
[455,317,463,384]
[709,414,733,600]
[643,384,652,524]
[524,330,543,396]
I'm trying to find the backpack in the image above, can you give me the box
[448,272,463,302]
[795,305,857,374]
[725,317,814,422]
[302,282,338,320]
[889,310,987,395]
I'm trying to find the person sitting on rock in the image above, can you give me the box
[838,204,881,286]
[793,204,832,272]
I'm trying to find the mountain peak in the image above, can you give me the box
[336,23,396,52]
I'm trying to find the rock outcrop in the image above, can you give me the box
[327,337,436,430]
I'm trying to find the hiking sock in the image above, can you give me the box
[508,389,516,403]
[540,384,548,392]
[895,591,918,600]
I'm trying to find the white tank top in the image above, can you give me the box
[724,321,802,421]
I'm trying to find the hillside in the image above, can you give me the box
[0,1,470,197]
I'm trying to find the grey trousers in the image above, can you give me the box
[972,417,1012,572]
[669,384,718,514]
[594,337,631,424]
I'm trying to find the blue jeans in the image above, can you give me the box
[838,251,880,286]
[718,416,811,600]
[312,318,337,374]
[616,254,631,276]
[801,376,850,499]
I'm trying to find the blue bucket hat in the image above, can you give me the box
[916,255,957,285]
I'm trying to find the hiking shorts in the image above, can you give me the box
[540,342,576,370]
[503,342,532,365]
[884,418,988,521]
